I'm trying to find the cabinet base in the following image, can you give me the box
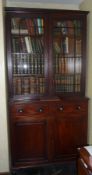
[11,161,77,175]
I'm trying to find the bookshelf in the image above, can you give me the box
[5,8,89,173]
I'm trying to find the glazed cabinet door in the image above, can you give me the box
[6,11,49,100]
[50,13,87,96]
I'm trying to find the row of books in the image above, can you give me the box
[12,36,44,53]
[11,18,81,36]
[56,85,74,92]
[56,84,80,92]
[55,74,81,84]
[55,20,81,36]
[55,74,81,92]
[13,53,44,75]
[12,53,81,75]
[53,36,81,56]
[26,18,44,35]
[55,57,81,74]
[13,76,46,95]
[13,74,80,95]
[11,17,44,35]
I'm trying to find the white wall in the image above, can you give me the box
[6,1,79,10]
[0,0,9,172]
[0,0,80,172]
[80,0,92,144]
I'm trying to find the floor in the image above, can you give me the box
[16,161,77,175]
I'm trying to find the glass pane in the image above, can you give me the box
[11,17,44,35]
[55,75,74,93]
[11,17,46,96]
[76,37,82,57]
[53,20,75,57]
[73,20,81,37]
[53,19,82,93]
[75,57,81,74]
[54,57,74,93]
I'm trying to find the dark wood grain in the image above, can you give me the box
[5,7,89,173]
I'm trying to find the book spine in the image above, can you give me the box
[14,77,22,95]
[30,76,35,94]
[23,77,30,95]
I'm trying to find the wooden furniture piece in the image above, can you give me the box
[5,8,89,173]
[78,146,92,175]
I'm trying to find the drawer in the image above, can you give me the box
[50,101,88,114]
[10,102,49,116]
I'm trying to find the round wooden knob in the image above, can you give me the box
[18,109,24,113]
[77,106,81,110]
[39,108,43,112]
[59,106,63,111]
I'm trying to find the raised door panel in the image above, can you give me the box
[53,114,87,161]
[12,118,49,167]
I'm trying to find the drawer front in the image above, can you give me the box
[50,101,88,115]
[10,102,49,116]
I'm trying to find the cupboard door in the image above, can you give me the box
[9,15,49,100]
[12,117,49,166]
[51,18,84,95]
[53,114,87,160]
